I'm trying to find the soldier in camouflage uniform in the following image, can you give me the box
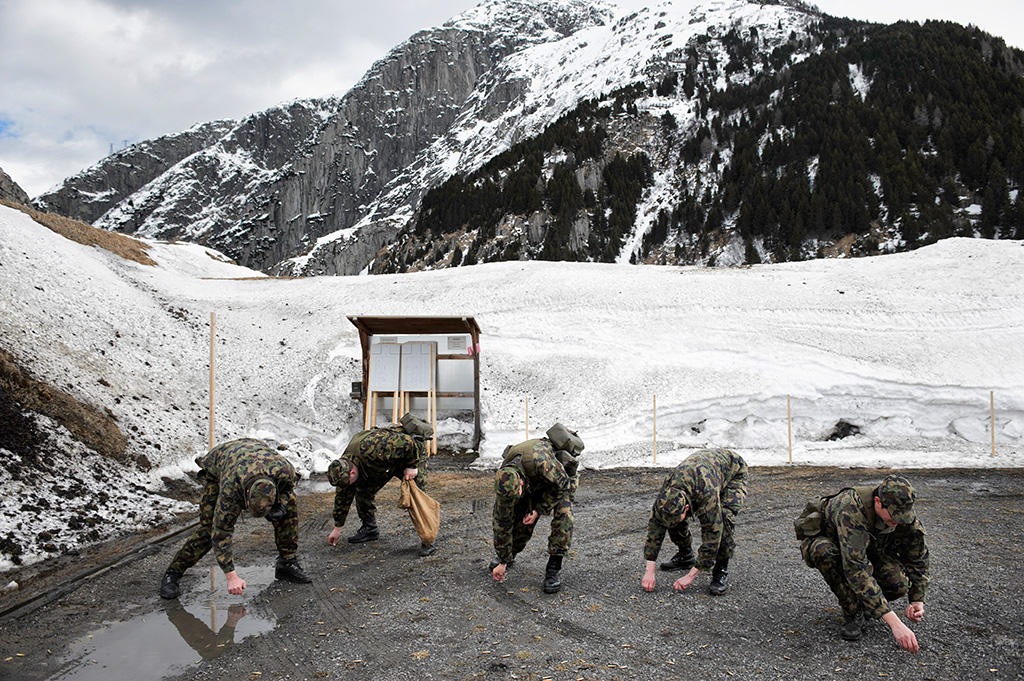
[800,474,928,652]
[326,426,433,556]
[641,448,747,596]
[159,439,312,599]
[489,430,583,594]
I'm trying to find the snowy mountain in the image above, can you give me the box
[34,0,1024,276]
[2,201,1022,569]
[36,0,615,275]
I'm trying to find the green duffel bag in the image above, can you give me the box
[546,423,584,456]
[400,412,433,439]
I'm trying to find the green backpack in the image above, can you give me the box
[400,412,433,439]
[793,486,875,540]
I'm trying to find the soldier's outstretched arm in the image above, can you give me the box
[641,512,668,591]
[328,487,357,545]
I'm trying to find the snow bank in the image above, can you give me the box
[1,204,1023,565]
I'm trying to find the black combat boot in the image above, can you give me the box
[709,558,729,596]
[542,555,563,594]
[275,558,312,584]
[660,545,696,572]
[840,610,863,641]
[418,543,437,557]
[348,519,379,544]
[159,570,182,599]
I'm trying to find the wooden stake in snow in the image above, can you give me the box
[653,394,657,465]
[787,395,792,465]
[991,391,996,457]
[209,312,216,450]
[525,397,530,440]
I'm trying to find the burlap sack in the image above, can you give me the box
[398,479,440,545]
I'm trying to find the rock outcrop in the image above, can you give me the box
[0,167,30,205]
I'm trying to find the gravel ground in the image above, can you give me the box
[1,465,1022,681]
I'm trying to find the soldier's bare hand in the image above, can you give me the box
[641,573,656,592]
[403,468,418,481]
[492,563,507,581]
[905,602,925,622]
[327,527,343,546]
[890,620,919,653]
[522,511,539,525]
[226,571,246,595]
[673,567,699,591]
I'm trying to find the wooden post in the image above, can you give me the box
[526,397,530,440]
[208,312,216,450]
[991,391,996,457]
[787,395,792,465]
[430,343,437,455]
[471,327,481,452]
[653,394,657,465]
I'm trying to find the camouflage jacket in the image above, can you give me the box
[196,438,296,573]
[333,427,426,526]
[492,438,575,564]
[643,448,747,570]
[821,487,930,618]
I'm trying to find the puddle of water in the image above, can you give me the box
[46,565,279,681]
[298,479,335,494]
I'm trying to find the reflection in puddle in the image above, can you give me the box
[47,566,278,681]
[298,478,334,494]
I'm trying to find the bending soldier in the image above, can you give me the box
[326,424,434,556]
[490,424,584,594]
[641,448,747,596]
[159,438,312,599]
[800,474,928,652]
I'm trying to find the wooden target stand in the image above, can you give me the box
[365,342,438,455]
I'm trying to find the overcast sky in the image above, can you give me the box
[1,0,1020,197]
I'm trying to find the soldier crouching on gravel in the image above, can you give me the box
[641,448,747,596]
[326,418,434,556]
[799,474,929,652]
[489,424,584,594]
[159,438,312,599]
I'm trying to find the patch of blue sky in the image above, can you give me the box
[0,118,17,138]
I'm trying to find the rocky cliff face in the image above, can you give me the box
[33,120,235,222]
[38,0,613,275]
[0,167,30,205]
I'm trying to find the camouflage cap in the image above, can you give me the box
[653,486,689,527]
[327,458,354,487]
[494,468,523,499]
[878,474,916,524]
[247,478,277,518]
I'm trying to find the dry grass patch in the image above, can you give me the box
[1,199,156,266]
[0,348,128,464]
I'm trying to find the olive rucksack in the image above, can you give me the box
[793,486,876,540]
[400,412,433,439]
[546,423,584,456]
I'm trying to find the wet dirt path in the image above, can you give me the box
[1,466,1022,680]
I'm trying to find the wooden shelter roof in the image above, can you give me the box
[347,315,481,337]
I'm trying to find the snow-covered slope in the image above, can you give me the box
[2,204,1022,566]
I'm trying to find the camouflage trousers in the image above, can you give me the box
[666,513,738,564]
[508,475,578,558]
[354,468,427,525]
[801,536,911,617]
[168,471,298,574]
